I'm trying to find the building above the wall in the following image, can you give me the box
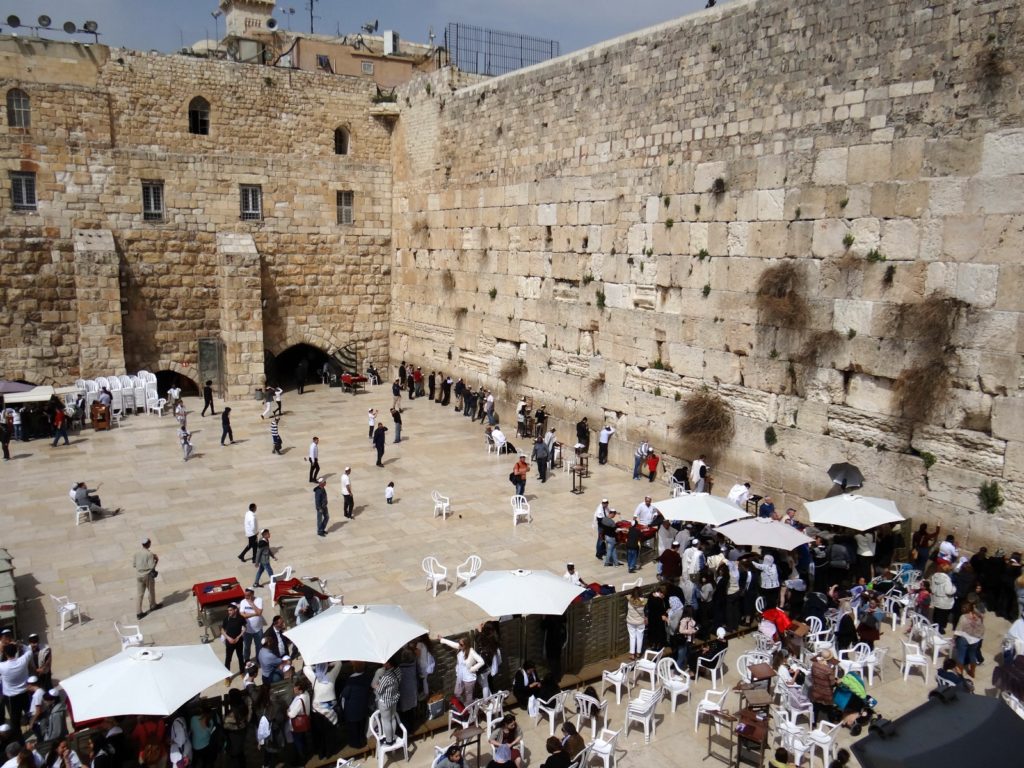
[215,0,438,88]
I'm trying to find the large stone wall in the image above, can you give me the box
[0,39,393,390]
[389,0,1024,550]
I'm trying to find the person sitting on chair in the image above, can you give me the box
[71,481,120,516]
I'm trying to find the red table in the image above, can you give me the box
[614,521,658,545]
[272,578,331,627]
[193,577,245,642]
[340,374,367,394]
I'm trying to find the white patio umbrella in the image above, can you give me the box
[455,569,584,617]
[654,493,751,527]
[284,603,428,664]
[804,494,904,532]
[62,645,228,721]
[715,517,813,551]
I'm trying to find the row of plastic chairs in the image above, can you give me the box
[422,555,481,597]
[75,370,161,417]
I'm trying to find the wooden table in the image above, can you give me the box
[749,663,775,687]
[571,465,586,494]
[734,708,769,767]
[192,577,245,642]
[452,726,484,767]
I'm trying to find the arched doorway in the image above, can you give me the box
[264,344,332,391]
[155,370,200,398]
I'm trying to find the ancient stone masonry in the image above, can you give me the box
[0,38,393,392]
[389,0,1024,549]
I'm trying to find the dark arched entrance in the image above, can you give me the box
[265,344,332,392]
[155,370,200,398]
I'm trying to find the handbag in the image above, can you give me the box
[509,472,517,484]
[291,700,311,733]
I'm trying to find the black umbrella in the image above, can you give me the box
[852,691,1024,768]
[827,462,864,489]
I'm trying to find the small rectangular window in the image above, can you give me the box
[10,171,36,211]
[316,55,334,73]
[361,61,374,75]
[142,180,164,222]
[336,190,353,225]
[240,184,263,221]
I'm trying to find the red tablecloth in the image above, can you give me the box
[614,521,658,545]
[272,578,329,604]
[341,374,368,385]
[192,577,245,608]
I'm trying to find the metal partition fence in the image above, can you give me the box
[444,22,560,77]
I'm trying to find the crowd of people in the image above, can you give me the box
[9,360,1024,768]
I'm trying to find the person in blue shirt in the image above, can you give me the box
[758,497,776,519]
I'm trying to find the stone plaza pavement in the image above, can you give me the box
[1,382,1011,765]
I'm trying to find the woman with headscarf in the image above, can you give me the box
[301,661,339,725]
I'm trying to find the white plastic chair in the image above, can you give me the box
[447,699,477,733]
[624,687,663,743]
[923,623,953,663]
[422,557,449,597]
[50,595,81,631]
[656,657,691,712]
[694,689,729,733]
[432,490,451,520]
[115,621,143,650]
[147,396,167,416]
[456,555,482,588]
[778,719,811,765]
[755,595,765,618]
[588,727,621,768]
[838,642,872,677]
[368,709,409,768]
[74,502,92,526]
[477,691,508,734]
[485,434,496,454]
[754,631,779,655]
[785,688,814,729]
[495,438,510,456]
[862,646,887,686]
[899,641,930,682]
[807,720,841,767]
[882,592,911,630]
[695,648,727,688]
[511,495,531,527]
[535,690,569,736]
[635,648,664,688]
[621,577,643,591]
[601,661,635,705]
[573,692,608,738]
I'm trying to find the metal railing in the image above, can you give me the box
[444,22,560,77]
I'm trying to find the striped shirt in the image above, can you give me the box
[375,666,401,709]
[270,421,280,440]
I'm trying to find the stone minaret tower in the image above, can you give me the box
[219,0,277,37]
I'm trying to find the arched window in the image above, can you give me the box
[188,96,210,135]
[334,127,350,155]
[6,89,30,129]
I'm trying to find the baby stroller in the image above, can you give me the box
[833,670,881,736]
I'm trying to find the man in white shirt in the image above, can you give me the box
[563,563,585,587]
[0,642,34,734]
[238,503,259,563]
[598,425,615,465]
[727,482,751,509]
[307,437,320,483]
[26,675,45,734]
[238,587,265,663]
[491,426,509,453]
[341,467,354,518]
[634,496,658,526]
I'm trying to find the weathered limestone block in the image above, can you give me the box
[826,404,909,452]
[993,397,1024,443]
[911,425,1004,477]
[980,130,1024,177]
[812,148,848,186]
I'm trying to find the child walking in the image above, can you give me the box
[385,481,395,505]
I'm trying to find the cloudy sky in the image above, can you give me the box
[3,0,713,54]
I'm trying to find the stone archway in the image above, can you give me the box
[267,329,344,358]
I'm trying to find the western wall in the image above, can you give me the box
[389,0,1024,550]
[0,39,394,396]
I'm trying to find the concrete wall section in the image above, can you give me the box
[390,0,1024,549]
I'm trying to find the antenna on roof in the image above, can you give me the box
[361,19,378,34]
